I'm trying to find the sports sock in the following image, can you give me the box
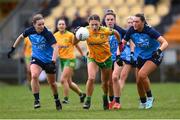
[34,93,39,101]
[79,93,82,96]
[109,96,114,102]
[115,97,120,103]
[54,94,59,101]
[64,96,68,101]
[146,90,152,97]
[140,97,146,103]
[86,96,91,102]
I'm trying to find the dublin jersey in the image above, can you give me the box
[23,26,56,63]
[124,25,161,59]
[109,35,118,62]
[120,43,139,62]
[109,25,125,62]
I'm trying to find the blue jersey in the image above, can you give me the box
[124,25,161,59]
[23,26,56,63]
[109,25,125,62]
[109,35,119,62]
[120,43,138,62]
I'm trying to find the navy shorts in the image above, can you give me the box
[121,59,137,68]
[137,55,163,69]
[31,57,56,74]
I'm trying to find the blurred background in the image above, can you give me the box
[0,0,180,85]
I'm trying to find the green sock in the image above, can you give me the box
[64,96,68,101]
[103,94,108,99]
[86,96,91,102]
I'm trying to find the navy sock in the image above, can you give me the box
[54,94,59,100]
[79,92,82,96]
[109,96,114,102]
[140,97,146,103]
[115,97,120,103]
[146,90,152,97]
[34,93,39,101]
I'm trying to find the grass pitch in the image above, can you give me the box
[0,83,180,119]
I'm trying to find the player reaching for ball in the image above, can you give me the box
[73,14,121,110]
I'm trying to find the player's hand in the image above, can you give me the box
[81,56,87,64]
[7,47,15,58]
[118,42,124,52]
[116,55,123,66]
[130,52,135,65]
[152,49,162,59]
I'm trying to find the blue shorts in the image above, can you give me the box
[31,57,56,74]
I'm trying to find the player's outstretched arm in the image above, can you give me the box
[7,33,24,58]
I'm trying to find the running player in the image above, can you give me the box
[103,11,126,109]
[103,10,126,110]
[119,16,137,90]
[73,14,121,110]
[54,18,86,104]
[7,14,62,111]
[121,13,168,109]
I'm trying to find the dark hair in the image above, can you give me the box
[135,13,146,22]
[88,14,100,22]
[32,14,44,24]
[104,12,116,19]
[134,13,148,24]
[58,17,67,25]
[105,9,114,13]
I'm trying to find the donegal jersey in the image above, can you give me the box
[24,37,32,57]
[23,26,56,63]
[124,25,161,59]
[86,26,113,63]
[54,31,75,59]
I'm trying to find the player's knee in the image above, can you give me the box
[49,80,56,86]
[31,74,39,80]
[138,71,147,81]
[88,77,95,82]
[60,79,66,84]
[112,75,118,82]
[121,72,128,80]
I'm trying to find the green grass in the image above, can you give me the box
[0,83,180,119]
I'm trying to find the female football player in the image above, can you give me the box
[54,18,86,104]
[121,13,168,109]
[73,14,121,110]
[7,13,62,111]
